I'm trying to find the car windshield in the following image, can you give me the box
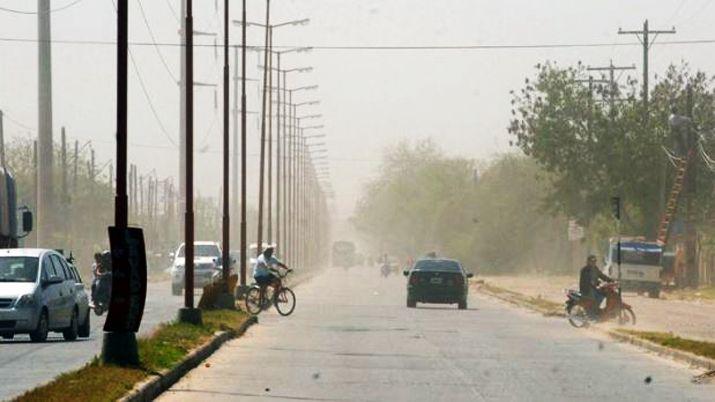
[413,260,462,272]
[0,257,39,283]
[178,245,220,258]
[611,244,662,266]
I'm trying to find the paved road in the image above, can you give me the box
[160,267,713,402]
[0,281,184,401]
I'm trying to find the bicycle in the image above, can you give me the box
[245,268,296,316]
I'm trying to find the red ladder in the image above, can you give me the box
[656,153,692,246]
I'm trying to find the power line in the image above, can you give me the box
[135,0,178,82]
[4,36,715,50]
[0,0,84,15]
[128,50,177,146]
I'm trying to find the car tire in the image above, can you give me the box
[172,284,182,296]
[406,299,416,308]
[63,309,79,341]
[30,310,49,343]
[78,310,90,338]
[458,300,467,310]
[1,333,14,340]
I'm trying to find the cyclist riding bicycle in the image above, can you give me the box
[253,246,291,297]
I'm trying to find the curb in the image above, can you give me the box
[478,283,715,372]
[119,315,258,402]
[604,329,715,371]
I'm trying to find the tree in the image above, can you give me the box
[508,61,715,238]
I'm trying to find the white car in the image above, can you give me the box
[170,241,223,296]
[0,248,90,342]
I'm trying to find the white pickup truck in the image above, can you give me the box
[602,238,663,299]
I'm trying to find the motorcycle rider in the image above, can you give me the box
[579,255,614,318]
[91,251,113,311]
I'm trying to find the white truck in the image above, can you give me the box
[603,237,662,298]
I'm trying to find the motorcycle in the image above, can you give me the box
[381,263,391,277]
[90,251,113,316]
[91,272,112,316]
[565,282,636,328]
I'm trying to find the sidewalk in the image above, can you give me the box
[482,275,715,342]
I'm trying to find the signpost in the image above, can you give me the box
[611,196,623,322]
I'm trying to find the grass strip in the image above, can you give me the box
[15,309,248,402]
[616,329,715,361]
[479,281,563,313]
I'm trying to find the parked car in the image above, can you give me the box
[0,248,90,342]
[403,258,473,309]
[170,241,223,296]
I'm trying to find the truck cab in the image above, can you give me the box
[603,238,662,298]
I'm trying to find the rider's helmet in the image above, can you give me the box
[100,250,113,273]
[264,246,275,258]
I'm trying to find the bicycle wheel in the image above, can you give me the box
[274,287,296,316]
[245,287,263,315]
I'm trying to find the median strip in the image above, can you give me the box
[14,309,255,402]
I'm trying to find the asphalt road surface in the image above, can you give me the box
[160,267,713,402]
[0,280,184,400]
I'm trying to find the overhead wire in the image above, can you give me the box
[6,36,715,50]
[0,0,84,15]
[135,0,178,83]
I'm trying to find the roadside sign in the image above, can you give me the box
[104,227,147,333]
[568,220,584,241]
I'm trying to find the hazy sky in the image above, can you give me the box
[1,0,714,230]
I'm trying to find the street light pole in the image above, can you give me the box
[218,0,235,307]
[178,0,201,325]
[239,0,248,292]
[256,1,271,257]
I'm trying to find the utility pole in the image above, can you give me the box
[218,0,235,307]
[0,111,5,169]
[232,46,239,245]
[684,86,698,287]
[60,128,67,238]
[619,21,676,225]
[267,33,274,245]
[586,61,635,117]
[618,20,676,125]
[276,58,282,254]
[238,0,248,292]
[37,0,54,247]
[72,140,78,192]
[178,0,201,325]
[256,1,271,256]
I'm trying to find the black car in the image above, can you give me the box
[404,258,473,309]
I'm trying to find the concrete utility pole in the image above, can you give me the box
[256,1,271,256]
[619,21,676,232]
[218,0,235,306]
[267,31,274,244]
[232,47,239,245]
[37,0,54,247]
[60,128,67,233]
[0,110,5,169]
[240,0,248,290]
